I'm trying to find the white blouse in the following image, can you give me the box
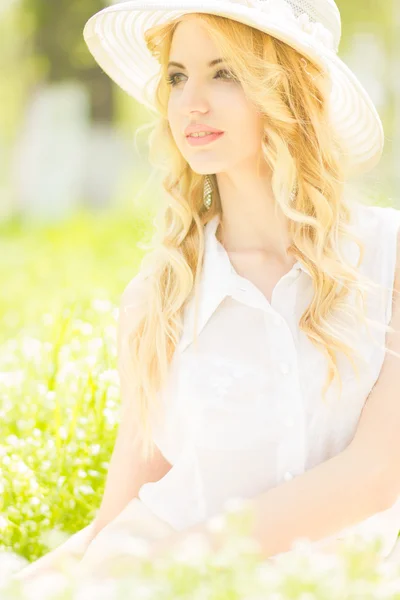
[122,202,400,560]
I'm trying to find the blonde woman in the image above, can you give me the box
[12,0,400,584]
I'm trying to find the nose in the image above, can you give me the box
[179,79,211,115]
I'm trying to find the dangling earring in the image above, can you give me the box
[290,180,298,203]
[203,175,213,210]
[202,173,295,207]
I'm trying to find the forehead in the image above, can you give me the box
[170,16,218,58]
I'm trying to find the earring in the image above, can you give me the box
[290,180,298,203]
[203,175,213,210]
[203,174,296,208]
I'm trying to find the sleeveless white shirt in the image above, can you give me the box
[122,202,400,560]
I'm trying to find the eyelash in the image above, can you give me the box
[165,69,236,87]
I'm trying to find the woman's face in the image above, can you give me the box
[167,17,264,176]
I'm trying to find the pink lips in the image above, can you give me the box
[186,131,225,146]
[184,123,224,136]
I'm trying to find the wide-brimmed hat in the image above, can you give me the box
[83,0,384,178]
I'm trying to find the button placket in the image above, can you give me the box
[263,294,306,485]
[283,415,295,428]
[265,311,296,376]
[269,325,298,430]
[275,349,306,484]
[277,400,307,484]
[279,361,290,375]
[233,280,269,312]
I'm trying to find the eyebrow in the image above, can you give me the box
[167,58,226,69]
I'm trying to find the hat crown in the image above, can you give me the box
[287,0,341,49]
[238,0,342,53]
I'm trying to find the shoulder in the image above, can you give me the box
[117,271,152,341]
[394,217,400,298]
[120,271,152,311]
[354,202,400,324]
[349,202,400,260]
[353,202,400,231]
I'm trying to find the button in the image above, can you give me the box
[279,362,290,375]
[283,471,294,481]
[273,314,282,326]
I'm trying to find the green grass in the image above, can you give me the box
[0,206,151,563]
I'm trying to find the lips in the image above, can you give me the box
[186,132,220,137]
[186,131,225,146]
[184,124,224,136]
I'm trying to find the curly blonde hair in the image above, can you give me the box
[117,13,399,462]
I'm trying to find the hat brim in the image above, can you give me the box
[83,0,384,178]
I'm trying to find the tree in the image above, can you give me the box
[22,0,114,122]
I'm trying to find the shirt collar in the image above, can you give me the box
[205,212,361,281]
[177,215,231,353]
[177,212,360,353]
[205,213,311,276]
[177,214,309,353]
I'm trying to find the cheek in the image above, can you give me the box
[228,102,264,150]
[167,102,178,134]
[167,105,184,148]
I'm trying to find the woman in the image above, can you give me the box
[12,0,400,584]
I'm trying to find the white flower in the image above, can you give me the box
[243,0,297,26]
[223,496,250,514]
[296,12,335,51]
[230,1,336,52]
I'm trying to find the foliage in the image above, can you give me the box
[1,502,400,599]
[0,207,150,563]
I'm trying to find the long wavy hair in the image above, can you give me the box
[118,13,399,462]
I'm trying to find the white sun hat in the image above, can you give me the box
[83,0,384,178]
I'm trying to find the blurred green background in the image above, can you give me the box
[0,0,399,566]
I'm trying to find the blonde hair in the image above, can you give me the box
[119,13,399,462]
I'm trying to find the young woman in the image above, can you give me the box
[13,0,400,583]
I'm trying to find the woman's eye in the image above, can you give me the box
[166,69,236,87]
[217,69,236,81]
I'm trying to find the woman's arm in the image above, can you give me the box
[149,443,392,561]
[12,277,171,583]
[243,444,392,558]
[11,522,97,583]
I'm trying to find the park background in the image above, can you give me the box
[0,0,399,577]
